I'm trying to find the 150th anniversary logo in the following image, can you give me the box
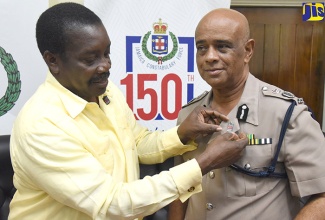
[123,19,196,128]
[0,46,21,117]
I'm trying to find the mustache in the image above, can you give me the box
[90,71,110,83]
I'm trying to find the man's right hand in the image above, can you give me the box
[196,132,248,175]
[177,106,229,144]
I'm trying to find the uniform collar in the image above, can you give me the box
[204,73,259,127]
[45,72,110,119]
[235,73,259,126]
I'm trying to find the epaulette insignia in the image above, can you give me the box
[261,86,304,104]
[182,91,209,108]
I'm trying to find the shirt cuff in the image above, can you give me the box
[170,158,202,202]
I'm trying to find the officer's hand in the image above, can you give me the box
[177,106,228,144]
[196,132,248,175]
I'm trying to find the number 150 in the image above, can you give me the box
[121,73,183,121]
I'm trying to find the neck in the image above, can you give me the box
[88,96,99,105]
[210,74,248,115]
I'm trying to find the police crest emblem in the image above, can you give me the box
[142,18,178,64]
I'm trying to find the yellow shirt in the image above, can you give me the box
[9,73,202,220]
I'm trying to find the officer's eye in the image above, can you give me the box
[197,45,207,53]
[217,44,230,53]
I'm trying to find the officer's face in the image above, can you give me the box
[195,12,253,90]
[52,24,111,103]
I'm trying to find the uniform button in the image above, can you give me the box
[206,203,214,211]
[209,171,215,179]
[262,86,268,91]
[244,163,251,170]
[282,91,294,98]
[187,186,195,192]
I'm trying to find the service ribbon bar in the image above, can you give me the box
[247,134,272,145]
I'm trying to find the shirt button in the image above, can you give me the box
[244,163,251,170]
[188,186,195,192]
[209,171,215,179]
[206,203,214,211]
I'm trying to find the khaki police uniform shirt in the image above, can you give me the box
[176,73,325,220]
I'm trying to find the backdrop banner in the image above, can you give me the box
[0,0,48,135]
[85,0,230,131]
[0,0,230,135]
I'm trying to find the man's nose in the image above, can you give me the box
[205,48,220,63]
[97,57,111,73]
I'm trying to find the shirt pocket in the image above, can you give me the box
[225,144,278,197]
[91,135,115,172]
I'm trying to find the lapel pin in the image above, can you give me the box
[103,96,110,105]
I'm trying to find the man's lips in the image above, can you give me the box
[205,68,223,75]
[90,72,110,83]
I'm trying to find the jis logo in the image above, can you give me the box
[123,19,196,128]
[302,2,325,21]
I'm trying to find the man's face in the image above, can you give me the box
[195,17,250,90]
[55,24,111,102]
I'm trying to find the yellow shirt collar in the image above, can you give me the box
[45,72,109,119]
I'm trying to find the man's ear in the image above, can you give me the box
[244,39,255,64]
[43,50,59,75]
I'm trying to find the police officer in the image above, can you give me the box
[168,8,325,220]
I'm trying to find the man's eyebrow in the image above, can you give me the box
[214,40,232,44]
[196,39,232,45]
[81,44,111,55]
[195,40,206,46]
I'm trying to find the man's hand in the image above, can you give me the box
[196,132,248,175]
[177,106,228,144]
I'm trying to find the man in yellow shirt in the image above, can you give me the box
[9,3,247,220]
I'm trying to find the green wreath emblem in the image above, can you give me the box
[0,46,21,117]
[142,31,178,63]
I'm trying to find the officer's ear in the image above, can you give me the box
[244,39,255,64]
[43,50,60,75]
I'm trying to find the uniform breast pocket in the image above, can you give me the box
[225,144,278,197]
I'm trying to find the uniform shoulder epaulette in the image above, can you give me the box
[261,86,304,105]
[182,91,209,108]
